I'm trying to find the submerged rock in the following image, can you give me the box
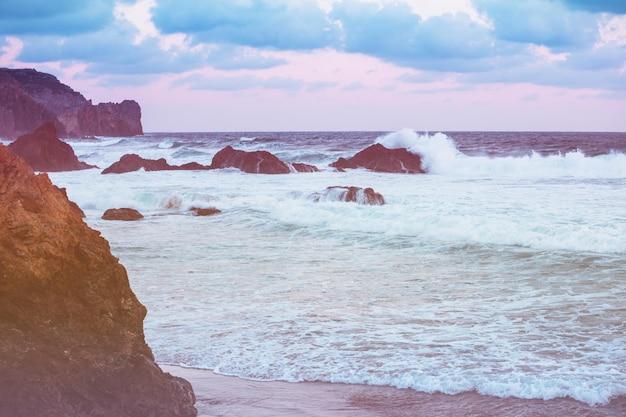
[190,207,221,216]
[330,143,425,173]
[102,208,144,221]
[7,122,97,172]
[310,186,385,205]
[209,145,292,174]
[0,144,197,416]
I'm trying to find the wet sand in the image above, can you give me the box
[162,365,626,417]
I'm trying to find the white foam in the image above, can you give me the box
[45,132,626,407]
[375,129,626,178]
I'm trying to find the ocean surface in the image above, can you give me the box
[9,130,625,411]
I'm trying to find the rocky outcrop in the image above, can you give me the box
[310,186,385,205]
[0,68,143,139]
[103,148,319,175]
[102,208,144,221]
[7,122,96,172]
[102,154,210,174]
[330,143,426,173]
[0,144,196,416]
[210,145,292,174]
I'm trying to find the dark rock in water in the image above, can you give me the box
[190,207,221,216]
[210,145,291,174]
[101,154,210,174]
[0,144,197,417]
[292,162,319,173]
[310,186,385,205]
[102,208,144,221]
[102,154,174,174]
[7,122,97,172]
[0,68,143,139]
[330,143,425,173]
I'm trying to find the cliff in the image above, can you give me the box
[0,68,143,139]
[0,144,196,416]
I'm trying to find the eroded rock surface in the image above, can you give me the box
[0,68,143,139]
[101,154,210,174]
[7,122,96,172]
[209,145,292,174]
[0,144,196,417]
[330,143,425,173]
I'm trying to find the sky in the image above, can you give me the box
[1,0,625,132]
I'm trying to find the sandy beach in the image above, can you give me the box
[162,365,626,417]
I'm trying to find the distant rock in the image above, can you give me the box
[190,207,221,216]
[0,144,196,416]
[330,143,425,173]
[7,122,97,172]
[101,154,210,174]
[102,208,144,221]
[292,162,320,173]
[210,145,292,174]
[0,68,143,139]
[310,186,386,205]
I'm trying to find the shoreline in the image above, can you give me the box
[162,365,626,417]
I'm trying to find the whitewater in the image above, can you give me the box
[13,129,624,408]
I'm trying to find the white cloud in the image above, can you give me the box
[114,0,191,52]
[0,36,23,66]
[596,14,626,47]
[529,44,570,63]
[317,0,491,26]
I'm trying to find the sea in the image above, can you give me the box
[7,129,626,414]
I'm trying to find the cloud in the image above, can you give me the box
[330,1,496,71]
[473,0,598,49]
[172,73,306,91]
[0,0,117,36]
[560,0,626,14]
[152,0,340,50]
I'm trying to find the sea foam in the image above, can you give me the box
[376,128,626,178]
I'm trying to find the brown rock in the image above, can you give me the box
[0,68,142,139]
[102,154,210,174]
[190,207,221,216]
[210,145,291,174]
[7,122,97,172]
[0,144,197,417]
[102,208,144,221]
[102,154,173,174]
[310,186,385,205]
[330,143,426,173]
[292,162,319,173]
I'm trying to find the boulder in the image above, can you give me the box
[102,154,210,174]
[310,186,385,205]
[102,208,144,221]
[210,146,291,174]
[7,122,97,172]
[0,68,143,139]
[330,143,426,173]
[0,144,197,417]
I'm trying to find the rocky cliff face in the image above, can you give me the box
[0,144,196,416]
[0,68,143,139]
